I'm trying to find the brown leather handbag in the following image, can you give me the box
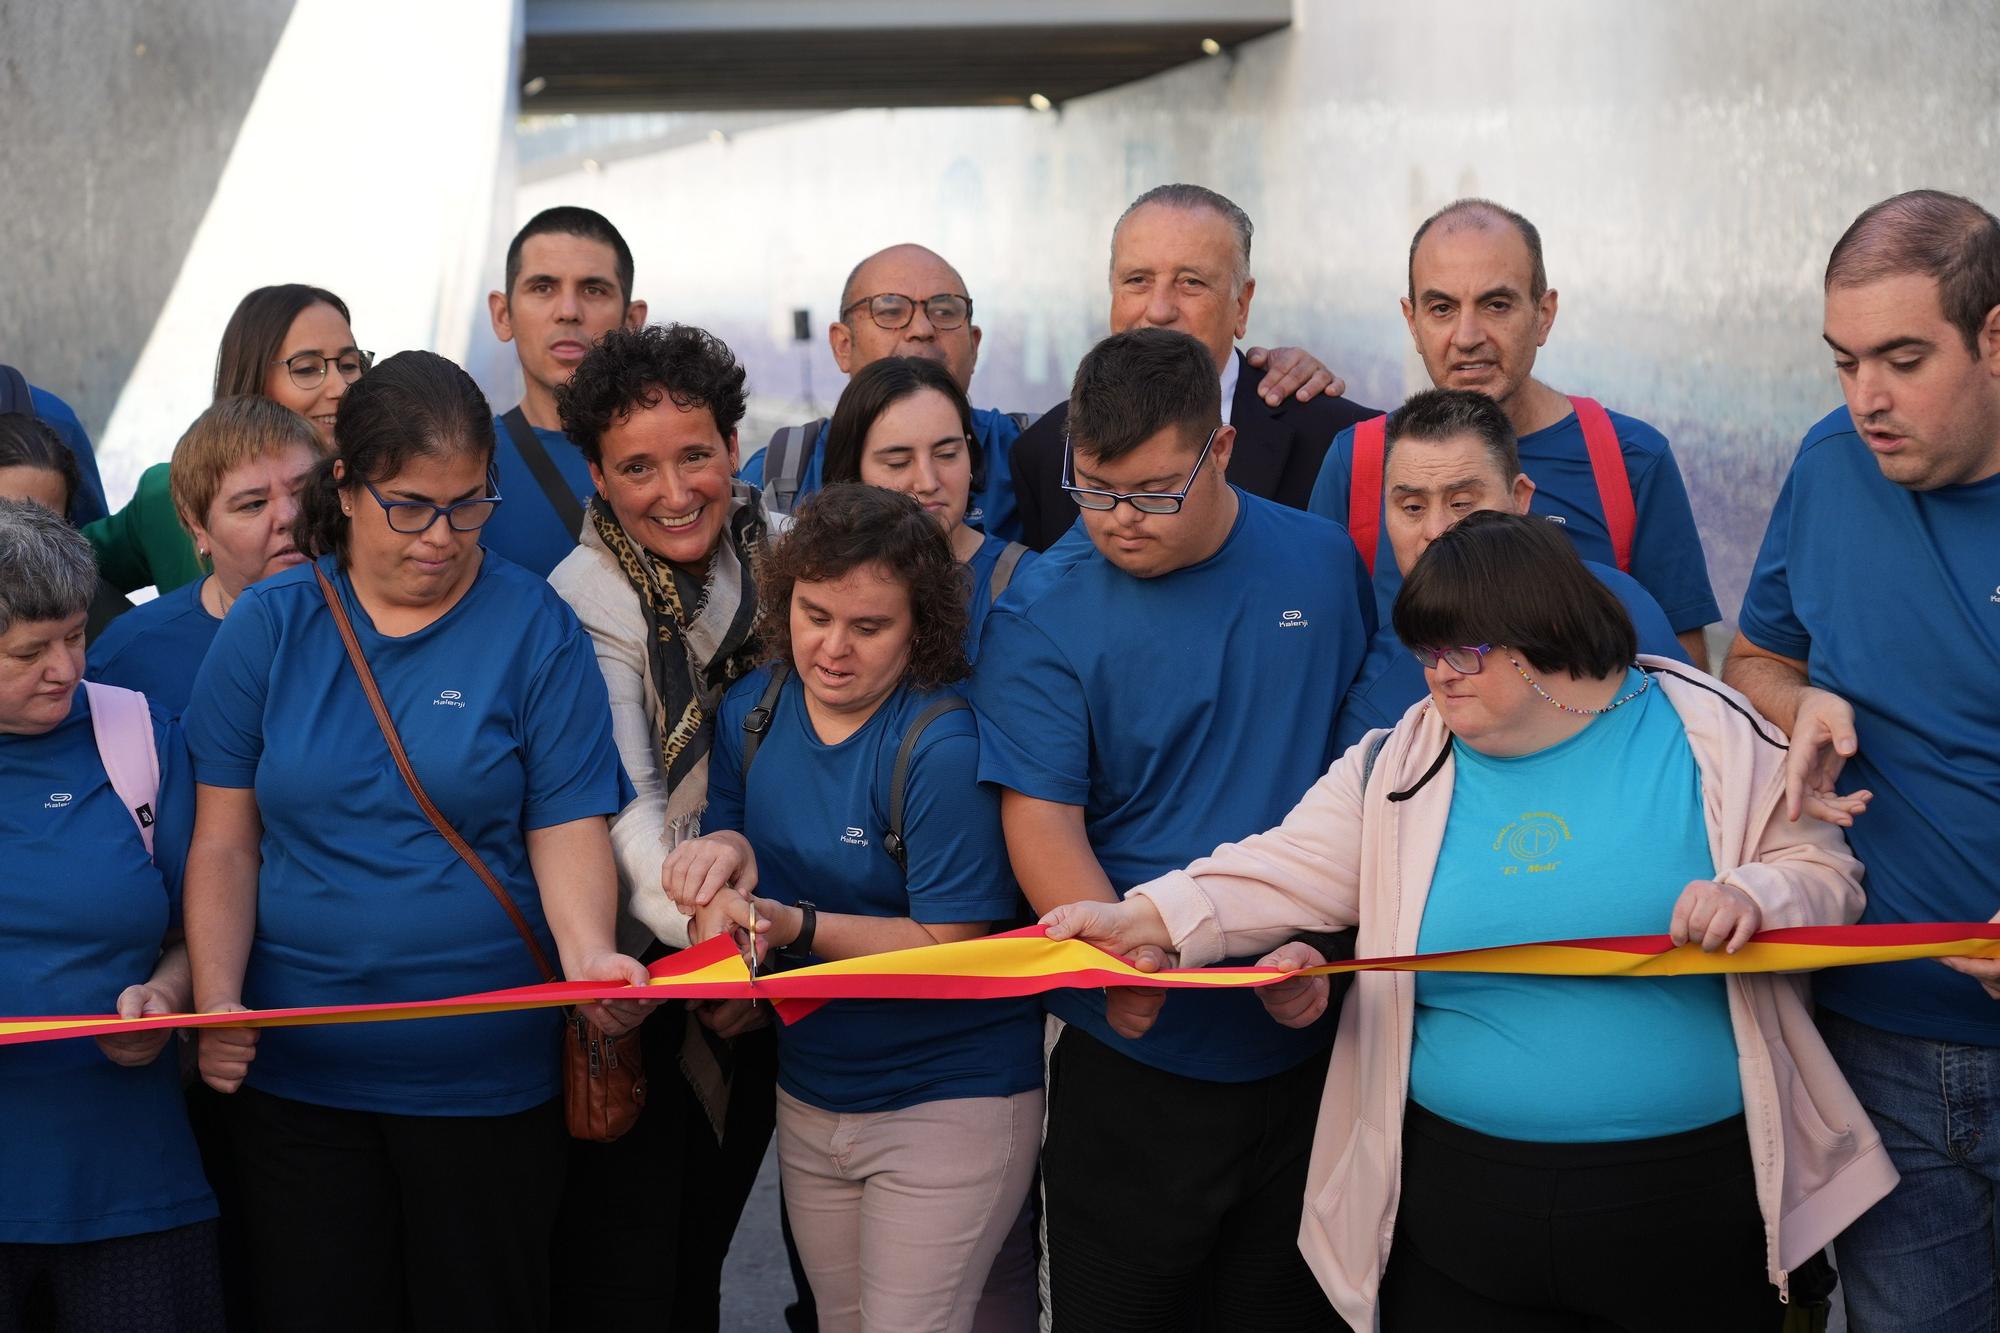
[314,565,646,1141]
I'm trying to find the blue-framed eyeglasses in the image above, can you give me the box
[1060,425,1219,515]
[362,479,504,534]
[1410,644,1494,674]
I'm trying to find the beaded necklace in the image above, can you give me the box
[1507,656,1650,716]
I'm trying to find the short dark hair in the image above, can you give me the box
[0,495,97,634]
[213,284,354,400]
[1826,189,2000,353]
[505,206,636,305]
[295,351,495,562]
[556,323,747,469]
[822,356,980,488]
[1116,184,1254,289]
[1067,328,1221,465]
[1393,509,1635,679]
[1385,388,1520,479]
[0,412,83,522]
[755,483,969,692]
[1408,198,1549,302]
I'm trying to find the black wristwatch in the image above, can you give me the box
[776,900,817,965]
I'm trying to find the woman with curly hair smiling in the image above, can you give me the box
[661,483,1042,1333]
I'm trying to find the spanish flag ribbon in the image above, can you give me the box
[6,922,1999,1049]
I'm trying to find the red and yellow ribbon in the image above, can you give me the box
[6,923,1999,1049]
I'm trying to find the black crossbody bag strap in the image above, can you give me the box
[501,406,588,541]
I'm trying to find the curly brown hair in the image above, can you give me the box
[756,483,970,691]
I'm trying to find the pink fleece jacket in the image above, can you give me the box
[1130,659,1898,1328]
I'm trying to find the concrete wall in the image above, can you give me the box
[518,0,2000,624]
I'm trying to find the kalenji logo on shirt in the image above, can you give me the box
[44,792,73,810]
[1279,609,1309,629]
[1989,584,2000,606]
[840,826,869,847]
[433,689,466,709]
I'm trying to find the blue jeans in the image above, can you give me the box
[1819,1008,2000,1333]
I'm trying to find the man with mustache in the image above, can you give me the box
[1309,198,1720,669]
[482,207,648,575]
[1727,188,2000,1333]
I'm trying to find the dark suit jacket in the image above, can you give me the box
[1009,349,1376,551]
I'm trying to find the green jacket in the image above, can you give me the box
[84,462,204,594]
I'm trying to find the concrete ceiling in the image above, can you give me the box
[521,0,1291,113]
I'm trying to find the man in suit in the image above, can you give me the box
[1011,184,1376,550]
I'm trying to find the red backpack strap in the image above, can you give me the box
[1569,396,1636,573]
[1347,415,1388,577]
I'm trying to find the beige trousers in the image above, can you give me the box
[777,1086,1044,1333]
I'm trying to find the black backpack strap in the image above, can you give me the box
[740,664,790,777]
[882,696,972,872]
[0,365,33,417]
[762,419,826,514]
[501,406,588,543]
[1360,731,1388,794]
[987,542,1029,603]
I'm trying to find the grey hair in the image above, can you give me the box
[0,496,98,635]
[1409,198,1549,302]
[1114,184,1254,292]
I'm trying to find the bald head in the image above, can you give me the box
[1409,199,1548,302]
[1827,190,2000,353]
[829,243,982,391]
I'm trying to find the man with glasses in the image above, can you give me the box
[481,206,648,576]
[746,240,1344,542]
[1009,183,1376,551]
[973,328,1371,1332]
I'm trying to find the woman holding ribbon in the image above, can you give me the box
[181,349,646,1332]
[1044,510,1895,1332]
[663,483,1042,1333]
[819,356,1034,660]
[545,321,782,1330]
[0,497,221,1329]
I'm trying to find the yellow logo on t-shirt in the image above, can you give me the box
[1494,811,1571,875]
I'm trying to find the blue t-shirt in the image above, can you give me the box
[0,690,215,1242]
[26,384,110,525]
[183,553,631,1115]
[1411,668,1740,1141]
[974,491,1375,1081]
[480,413,596,578]
[86,577,222,716]
[963,531,1037,663]
[1308,406,1721,634]
[704,668,1041,1113]
[741,406,1026,542]
[1741,406,2000,1045]
[1335,559,1690,749]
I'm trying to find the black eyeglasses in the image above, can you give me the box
[362,479,503,534]
[275,349,373,391]
[1060,426,1219,515]
[840,292,973,332]
[1410,644,1494,674]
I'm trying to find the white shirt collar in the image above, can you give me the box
[1218,348,1240,425]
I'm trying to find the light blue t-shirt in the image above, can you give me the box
[1742,407,2000,1046]
[86,576,222,716]
[1308,407,1721,633]
[741,407,1027,542]
[480,413,596,577]
[963,530,1036,663]
[184,553,631,1116]
[1335,559,1690,749]
[0,690,215,1241]
[974,491,1375,1082]
[704,668,1041,1113]
[1410,667,1740,1142]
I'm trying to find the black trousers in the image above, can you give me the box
[225,1085,567,1333]
[552,1001,779,1332]
[1380,1102,1785,1332]
[0,1220,222,1333]
[1041,1027,1345,1332]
